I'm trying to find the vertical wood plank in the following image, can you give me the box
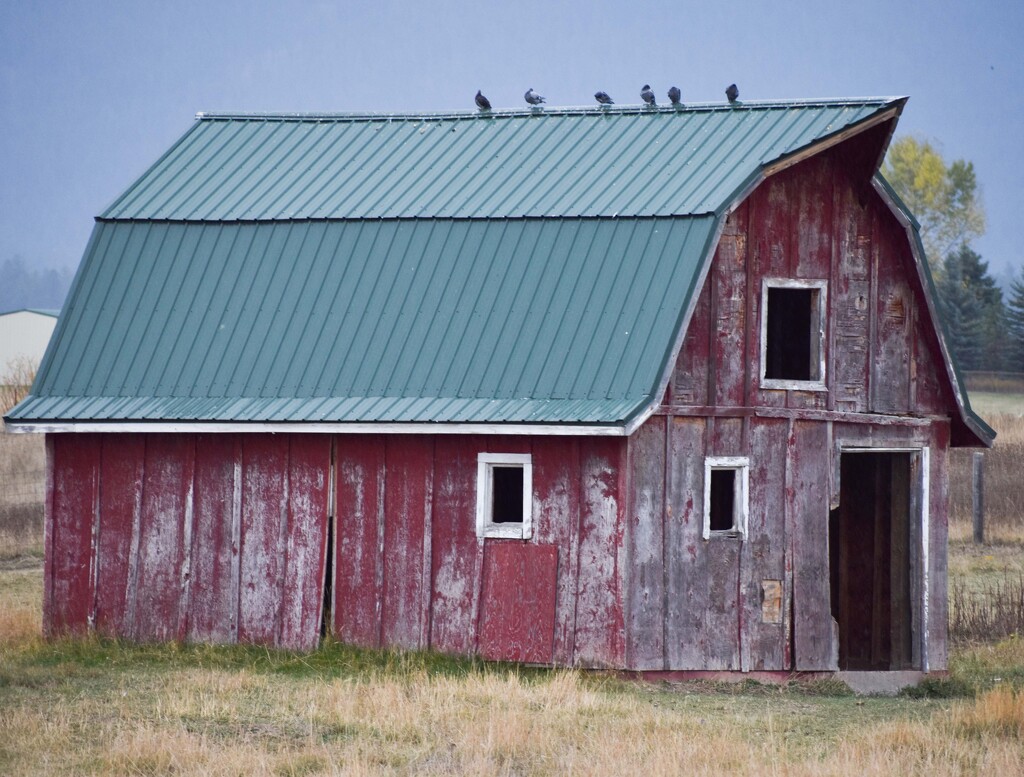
[741,418,788,670]
[333,435,385,647]
[531,436,582,666]
[713,213,748,408]
[673,270,711,407]
[791,420,835,669]
[176,437,198,642]
[872,211,913,414]
[278,434,331,650]
[237,434,287,645]
[132,434,194,643]
[832,171,874,412]
[186,433,237,643]
[94,434,145,637]
[625,418,666,670]
[428,436,479,655]
[46,434,100,635]
[574,437,625,668]
[928,424,950,670]
[381,436,433,650]
[666,417,707,669]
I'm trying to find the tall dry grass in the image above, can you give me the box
[2,651,1022,775]
[0,357,44,557]
[949,574,1024,644]
[0,355,36,415]
[0,430,45,558]
[949,411,1024,543]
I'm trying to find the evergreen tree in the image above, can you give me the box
[949,245,1009,370]
[937,246,985,370]
[1007,268,1024,372]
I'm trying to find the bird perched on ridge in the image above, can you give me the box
[595,91,614,105]
[475,90,492,111]
[524,88,546,106]
[725,83,739,102]
[640,84,656,106]
[668,86,682,106]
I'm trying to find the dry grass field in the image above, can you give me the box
[1,567,1023,776]
[0,392,1022,775]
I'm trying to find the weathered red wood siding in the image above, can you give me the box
[45,432,627,667]
[332,434,626,668]
[634,143,954,671]
[45,433,330,650]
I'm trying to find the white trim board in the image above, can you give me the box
[4,420,630,437]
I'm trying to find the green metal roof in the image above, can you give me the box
[10,217,715,425]
[103,99,902,221]
[10,97,939,430]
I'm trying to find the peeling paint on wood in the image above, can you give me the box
[478,542,558,664]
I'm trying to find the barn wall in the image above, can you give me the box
[45,431,627,667]
[644,143,954,672]
[672,145,952,418]
[44,432,331,650]
[333,434,626,668]
[626,414,950,672]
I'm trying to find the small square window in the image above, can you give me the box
[476,453,532,539]
[761,279,827,389]
[703,457,748,539]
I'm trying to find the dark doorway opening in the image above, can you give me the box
[829,452,915,670]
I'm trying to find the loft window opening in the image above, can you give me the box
[490,466,524,523]
[476,453,533,539]
[703,457,749,539]
[761,279,827,389]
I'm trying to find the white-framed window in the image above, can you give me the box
[760,278,827,390]
[476,453,533,540]
[703,456,749,540]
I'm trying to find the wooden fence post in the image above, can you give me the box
[972,451,985,545]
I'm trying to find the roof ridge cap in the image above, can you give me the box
[194,97,905,122]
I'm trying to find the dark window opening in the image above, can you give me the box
[709,469,736,532]
[491,465,524,524]
[765,287,817,381]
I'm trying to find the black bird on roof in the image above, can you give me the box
[595,91,614,106]
[726,83,739,103]
[640,84,656,106]
[668,86,682,106]
[524,88,546,106]
[475,90,492,111]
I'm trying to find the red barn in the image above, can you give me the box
[6,97,992,675]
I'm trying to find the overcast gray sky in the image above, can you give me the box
[2,0,1022,281]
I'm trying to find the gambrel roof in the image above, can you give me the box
[5,97,992,443]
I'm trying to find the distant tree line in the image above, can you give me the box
[883,137,1024,373]
[0,257,74,313]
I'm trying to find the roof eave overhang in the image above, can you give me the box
[760,99,906,182]
[2,419,631,437]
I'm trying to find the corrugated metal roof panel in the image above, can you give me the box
[15,217,714,424]
[7,394,641,425]
[102,99,902,221]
